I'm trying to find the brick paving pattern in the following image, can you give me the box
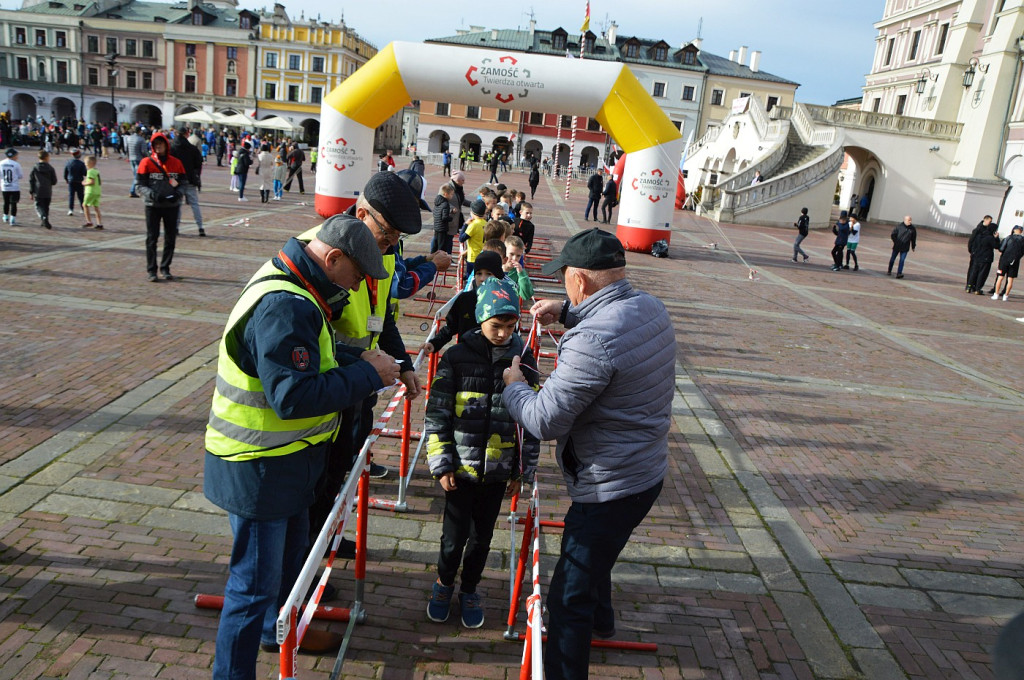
[1,154,1022,679]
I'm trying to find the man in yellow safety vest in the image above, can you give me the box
[204,214,401,677]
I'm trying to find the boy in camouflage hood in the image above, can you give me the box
[424,277,539,629]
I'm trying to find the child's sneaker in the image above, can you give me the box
[1003,294,1009,301]
[459,591,484,628]
[2,214,7,223]
[426,581,454,622]
[993,292,1000,300]
[8,217,14,226]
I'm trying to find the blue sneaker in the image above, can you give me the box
[427,581,454,622]
[459,591,484,628]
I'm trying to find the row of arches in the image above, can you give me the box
[9,92,164,128]
[424,129,603,169]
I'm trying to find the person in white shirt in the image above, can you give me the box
[844,214,861,271]
[1,147,24,226]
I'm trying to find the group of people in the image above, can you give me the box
[966,215,1024,301]
[585,169,619,224]
[202,149,674,680]
[791,209,917,278]
[0,146,103,232]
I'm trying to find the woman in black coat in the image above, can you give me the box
[528,161,540,199]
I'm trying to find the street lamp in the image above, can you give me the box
[104,51,119,124]
[916,67,937,94]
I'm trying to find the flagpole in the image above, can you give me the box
[565,1,590,200]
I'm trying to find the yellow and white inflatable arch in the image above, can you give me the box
[315,41,683,252]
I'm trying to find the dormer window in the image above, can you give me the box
[683,50,696,65]
[654,45,667,61]
[192,10,203,25]
[625,43,638,58]
[584,32,595,53]
[551,28,567,51]
[239,15,251,29]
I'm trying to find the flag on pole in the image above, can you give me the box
[581,1,590,33]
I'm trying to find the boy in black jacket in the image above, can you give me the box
[424,276,539,629]
[422,250,504,354]
[29,150,57,229]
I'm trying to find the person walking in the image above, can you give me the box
[215,132,227,167]
[831,210,850,271]
[887,215,917,279]
[257,144,273,203]
[283,143,306,193]
[63,148,87,216]
[844,214,861,270]
[0,147,24,226]
[234,141,253,202]
[792,207,810,262]
[503,228,675,680]
[600,174,617,224]
[136,131,186,282]
[80,155,103,230]
[171,126,205,236]
[442,149,452,177]
[967,220,1000,295]
[528,161,540,200]
[29,149,57,229]
[487,151,500,184]
[205,215,401,679]
[126,125,147,198]
[584,171,602,222]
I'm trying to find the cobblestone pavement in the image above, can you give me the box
[1,154,1022,679]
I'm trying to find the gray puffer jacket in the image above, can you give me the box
[504,278,675,503]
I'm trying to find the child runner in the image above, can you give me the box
[422,250,505,354]
[845,214,861,270]
[424,276,540,628]
[460,198,488,281]
[792,207,810,262]
[81,155,103,229]
[503,235,533,303]
[29,149,57,230]
[1,147,23,226]
[514,202,535,254]
[272,153,286,200]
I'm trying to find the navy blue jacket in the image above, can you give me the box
[204,237,382,520]
[833,220,850,247]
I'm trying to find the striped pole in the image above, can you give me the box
[565,24,587,199]
[553,112,562,179]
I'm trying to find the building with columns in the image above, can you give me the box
[0,9,83,124]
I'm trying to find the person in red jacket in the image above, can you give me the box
[136,131,187,282]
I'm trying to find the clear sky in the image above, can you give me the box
[279,0,882,105]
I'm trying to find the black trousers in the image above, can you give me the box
[438,481,506,592]
[601,198,615,223]
[34,196,51,222]
[3,190,19,216]
[145,206,179,276]
[831,244,845,268]
[967,258,994,293]
[283,167,304,193]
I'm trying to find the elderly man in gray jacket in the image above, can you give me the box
[503,227,675,680]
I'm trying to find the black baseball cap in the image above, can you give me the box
[541,228,627,275]
[361,172,423,234]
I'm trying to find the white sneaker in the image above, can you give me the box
[1003,294,1009,301]
[238,197,248,202]
[992,293,1000,300]
[8,217,13,226]
[67,210,74,215]
[2,215,7,223]
[273,196,280,200]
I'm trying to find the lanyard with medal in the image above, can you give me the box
[365,275,384,336]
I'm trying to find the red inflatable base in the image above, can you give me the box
[315,193,356,219]
[615,225,671,253]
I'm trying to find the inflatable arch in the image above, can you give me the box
[314,41,683,252]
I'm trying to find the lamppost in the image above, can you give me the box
[104,51,118,125]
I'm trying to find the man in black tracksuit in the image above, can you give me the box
[170,128,205,236]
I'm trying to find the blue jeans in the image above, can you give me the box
[129,160,139,195]
[584,196,600,221]
[888,249,909,275]
[793,233,808,260]
[212,512,309,680]
[544,481,662,680]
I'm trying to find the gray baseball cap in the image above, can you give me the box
[315,214,388,279]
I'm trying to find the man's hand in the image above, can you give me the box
[530,298,564,326]
[421,341,436,354]
[503,355,527,386]
[428,251,452,272]
[505,477,520,498]
[400,370,421,400]
[362,349,400,385]
[439,472,457,492]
